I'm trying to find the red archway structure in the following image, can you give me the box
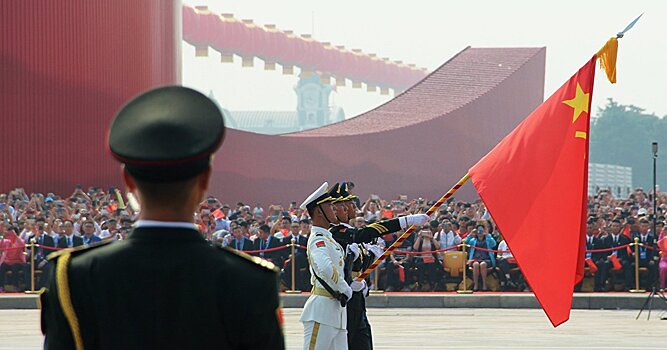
[182,5,428,92]
[211,47,546,204]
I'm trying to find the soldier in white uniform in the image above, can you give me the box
[300,182,365,350]
[300,182,429,350]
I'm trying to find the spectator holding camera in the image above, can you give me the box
[271,215,292,239]
[362,196,382,222]
[412,227,442,291]
[99,218,119,240]
[434,220,462,251]
[385,235,414,292]
[465,222,497,291]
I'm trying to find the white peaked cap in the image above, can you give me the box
[300,182,329,210]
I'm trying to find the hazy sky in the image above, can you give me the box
[182,0,667,119]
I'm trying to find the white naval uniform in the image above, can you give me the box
[300,225,350,350]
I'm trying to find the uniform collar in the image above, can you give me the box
[134,220,198,230]
[311,225,331,236]
[128,223,203,243]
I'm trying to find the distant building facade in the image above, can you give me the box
[215,73,345,135]
[588,163,633,198]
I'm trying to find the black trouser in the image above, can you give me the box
[347,292,372,350]
[0,263,26,290]
[37,260,55,290]
[416,260,440,287]
[281,253,311,291]
[631,260,659,289]
[497,258,518,282]
[385,260,412,291]
[571,258,605,291]
[598,257,632,290]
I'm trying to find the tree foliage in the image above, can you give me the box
[590,99,666,190]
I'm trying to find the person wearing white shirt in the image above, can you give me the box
[496,236,520,290]
[99,218,119,240]
[253,204,264,219]
[435,220,462,253]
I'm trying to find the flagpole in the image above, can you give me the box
[354,173,471,282]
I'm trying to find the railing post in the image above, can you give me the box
[285,238,301,294]
[457,243,473,294]
[629,237,646,293]
[369,268,384,294]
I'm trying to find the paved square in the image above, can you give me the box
[1,308,665,349]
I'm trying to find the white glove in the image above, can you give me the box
[400,214,430,228]
[346,243,360,260]
[364,243,384,259]
[342,284,353,300]
[350,279,367,293]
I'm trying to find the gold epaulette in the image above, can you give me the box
[220,246,279,272]
[46,240,114,261]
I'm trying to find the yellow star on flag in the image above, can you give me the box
[562,83,590,123]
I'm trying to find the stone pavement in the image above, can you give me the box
[2,308,666,349]
[5,292,667,310]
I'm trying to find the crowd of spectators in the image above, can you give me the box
[1,185,666,294]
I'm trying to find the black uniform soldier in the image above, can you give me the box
[40,86,284,350]
[327,183,428,350]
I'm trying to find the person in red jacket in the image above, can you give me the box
[0,227,27,292]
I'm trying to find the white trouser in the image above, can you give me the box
[303,321,348,350]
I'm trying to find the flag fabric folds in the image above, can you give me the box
[469,56,597,327]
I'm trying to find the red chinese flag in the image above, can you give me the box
[469,56,597,327]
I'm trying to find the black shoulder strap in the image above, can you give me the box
[311,269,347,307]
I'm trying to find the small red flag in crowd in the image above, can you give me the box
[211,208,225,219]
[469,55,598,327]
[622,224,631,238]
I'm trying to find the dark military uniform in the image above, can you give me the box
[41,227,283,349]
[326,184,403,350]
[40,86,285,349]
[345,245,375,350]
[328,220,401,251]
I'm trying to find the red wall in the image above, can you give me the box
[0,0,181,194]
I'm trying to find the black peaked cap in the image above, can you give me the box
[108,86,225,182]
[327,183,342,201]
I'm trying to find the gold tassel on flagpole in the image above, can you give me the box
[596,37,618,84]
